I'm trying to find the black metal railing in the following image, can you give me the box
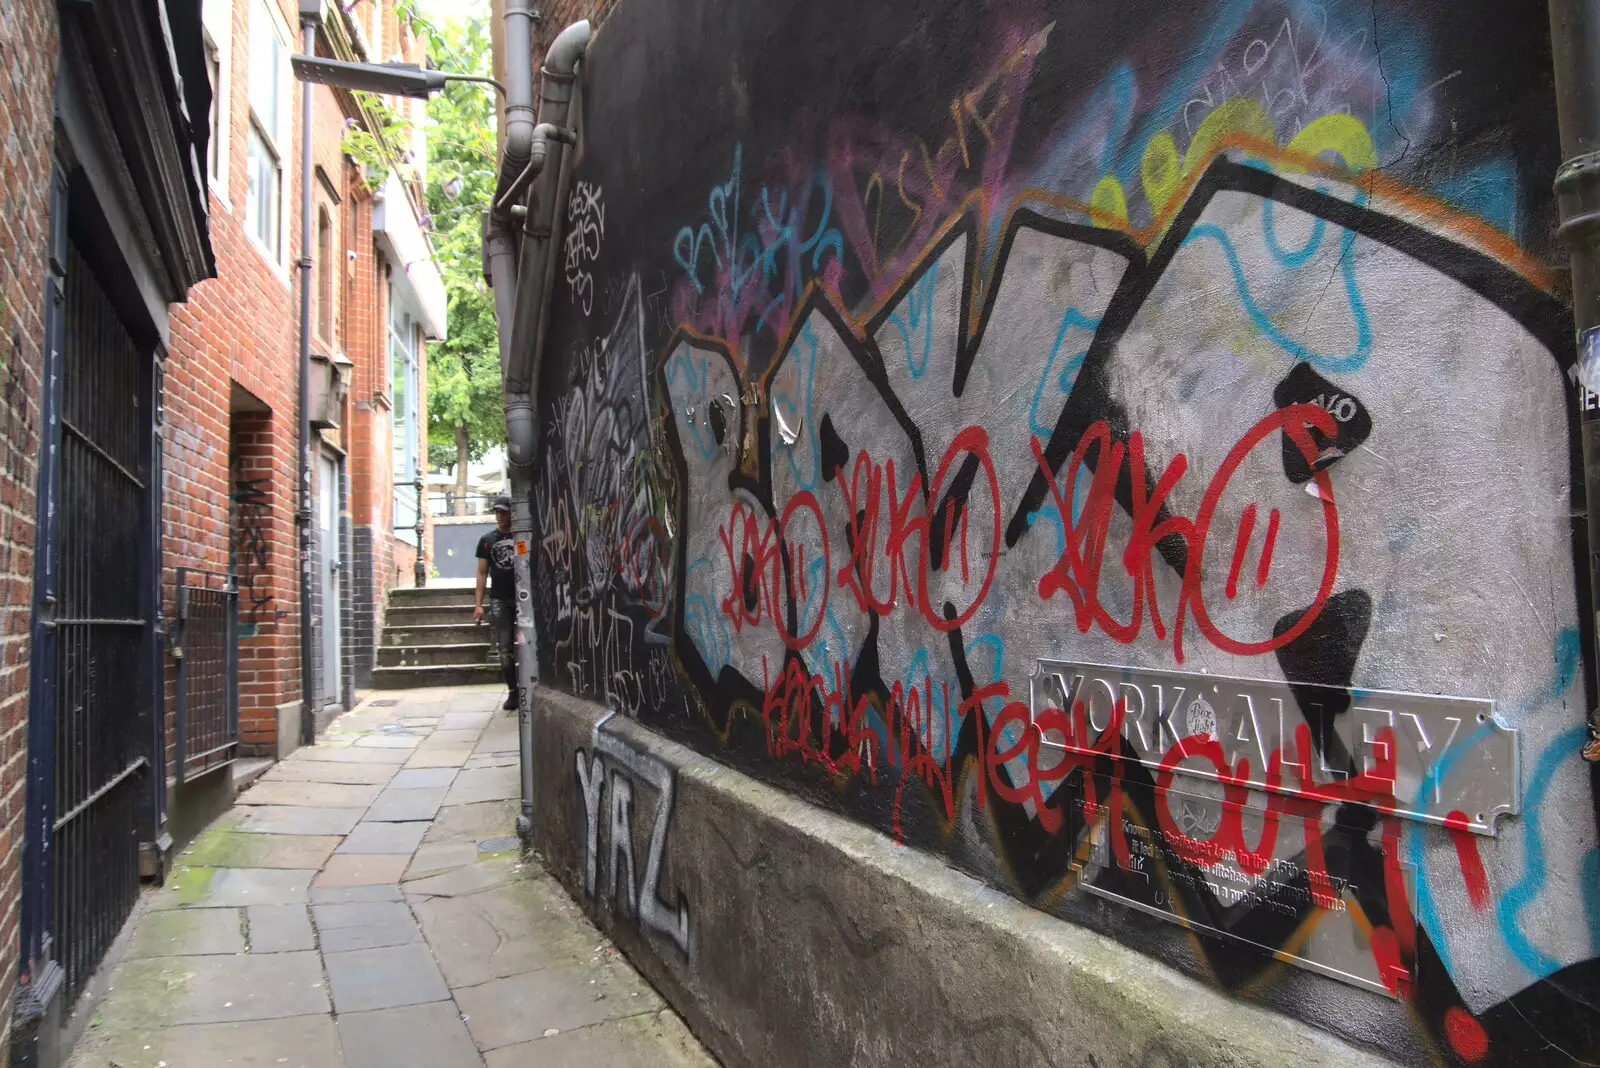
[49,241,150,1005]
[429,489,501,516]
[174,568,238,783]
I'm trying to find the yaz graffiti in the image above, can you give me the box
[575,717,692,956]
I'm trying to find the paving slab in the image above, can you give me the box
[181,831,341,870]
[474,724,519,753]
[412,877,597,987]
[404,856,522,899]
[405,840,478,880]
[438,712,494,731]
[423,800,519,845]
[388,767,458,790]
[235,806,366,836]
[419,728,481,747]
[310,883,405,905]
[127,906,246,958]
[405,747,473,769]
[260,761,398,785]
[294,746,411,765]
[99,951,328,1028]
[314,854,410,888]
[444,766,519,806]
[237,780,384,808]
[67,1013,342,1068]
[482,1011,716,1068]
[338,1001,483,1068]
[150,867,315,909]
[354,733,421,749]
[338,820,429,855]
[363,787,447,822]
[247,904,316,953]
[454,961,662,1051]
[312,902,422,953]
[324,942,450,1013]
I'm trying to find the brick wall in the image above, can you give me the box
[162,0,305,760]
[0,0,60,1043]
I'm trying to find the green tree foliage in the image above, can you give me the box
[421,11,503,501]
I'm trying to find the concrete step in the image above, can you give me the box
[389,586,478,608]
[371,662,503,689]
[377,642,494,668]
[384,604,476,627]
[383,623,487,647]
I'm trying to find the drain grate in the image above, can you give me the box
[368,699,400,707]
[477,837,520,854]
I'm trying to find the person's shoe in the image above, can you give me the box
[503,692,517,711]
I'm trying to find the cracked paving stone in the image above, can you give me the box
[312,901,421,953]
[443,765,519,806]
[236,780,385,808]
[260,760,398,785]
[338,821,428,855]
[314,854,410,888]
[294,746,411,765]
[66,1013,340,1068]
[324,942,450,1013]
[180,831,341,871]
[411,876,600,987]
[482,1011,719,1068]
[387,767,458,790]
[234,806,365,837]
[453,961,662,1051]
[363,787,446,823]
[96,951,329,1029]
[337,1001,482,1068]
[151,868,314,909]
[127,907,246,958]
[246,904,316,953]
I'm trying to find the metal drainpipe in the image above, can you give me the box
[1551,0,1600,762]
[296,14,317,747]
[414,476,427,587]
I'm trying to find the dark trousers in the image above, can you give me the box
[485,598,517,693]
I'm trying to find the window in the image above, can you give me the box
[316,208,333,341]
[201,0,230,198]
[245,0,287,260]
[390,295,419,543]
[205,38,222,181]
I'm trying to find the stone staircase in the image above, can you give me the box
[372,585,502,689]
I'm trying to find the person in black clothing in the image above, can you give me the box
[475,494,519,710]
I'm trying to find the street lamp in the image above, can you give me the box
[288,18,499,736]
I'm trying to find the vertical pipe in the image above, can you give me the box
[297,17,317,746]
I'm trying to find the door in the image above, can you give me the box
[318,453,342,705]
[24,235,155,1005]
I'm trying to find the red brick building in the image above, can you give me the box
[0,0,441,1061]
[163,0,440,772]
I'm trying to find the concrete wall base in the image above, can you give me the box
[529,688,1402,1068]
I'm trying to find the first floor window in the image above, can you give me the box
[246,122,280,256]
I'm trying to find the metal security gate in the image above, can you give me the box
[174,568,238,782]
[23,235,158,1007]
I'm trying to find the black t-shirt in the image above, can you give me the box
[476,528,517,601]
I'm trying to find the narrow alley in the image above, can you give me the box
[64,687,717,1068]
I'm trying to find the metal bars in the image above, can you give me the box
[174,568,238,783]
[47,242,151,1004]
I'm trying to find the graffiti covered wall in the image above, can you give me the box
[526,1,1599,1063]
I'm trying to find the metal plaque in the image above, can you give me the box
[1071,778,1416,998]
[1030,660,1517,836]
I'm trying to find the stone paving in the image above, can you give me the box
[68,686,718,1068]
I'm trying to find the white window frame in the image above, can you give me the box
[201,0,232,209]
[390,295,419,544]
[201,12,233,207]
[245,0,292,273]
